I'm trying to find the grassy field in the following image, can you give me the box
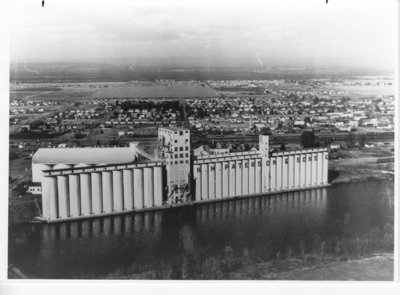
[231,253,393,280]
[10,81,219,101]
[93,81,218,98]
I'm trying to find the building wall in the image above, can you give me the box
[37,133,328,223]
[193,146,329,203]
[41,162,163,222]
[158,128,191,202]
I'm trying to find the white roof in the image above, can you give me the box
[32,147,137,165]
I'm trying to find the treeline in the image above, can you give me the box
[117,100,183,112]
[103,220,394,280]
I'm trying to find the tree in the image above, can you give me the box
[359,134,367,147]
[260,126,272,135]
[300,130,316,148]
[348,132,355,147]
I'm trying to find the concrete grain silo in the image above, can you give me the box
[123,169,134,210]
[75,164,92,217]
[53,164,72,219]
[33,129,329,223]
[143,167,154,207]
[112,170,124,211]
[133,168,144,209]
[101,170,113,213]
[91,171,103,215]
[68,174,80,217]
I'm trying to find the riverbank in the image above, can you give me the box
[229,253,393,280]
[329,162,394,184]
[101,252,394,281]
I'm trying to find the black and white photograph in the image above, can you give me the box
[2,0,398,286]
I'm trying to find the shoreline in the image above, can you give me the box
[99,252,394,281]
[8,172,392,226]
[329,162,394,184]
[229,252,394,281]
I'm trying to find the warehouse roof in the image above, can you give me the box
[32,147,138,165]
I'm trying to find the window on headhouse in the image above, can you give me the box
[185,146,188,150]
[175,147,178,151]
[180,147,183,151]
[180,131,183,136]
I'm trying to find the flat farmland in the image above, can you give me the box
[322,85,394,97]
[93,81,218,98]
[9,81,219,101]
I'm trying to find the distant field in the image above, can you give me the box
[15,87,62,92]
[319,84,395,97]
[9,81,219,100]
[92,82,218,98]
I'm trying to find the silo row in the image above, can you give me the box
[193,158,263,201]
[193,151,329,202]
[42,165,163,221]
[264,151,328,193]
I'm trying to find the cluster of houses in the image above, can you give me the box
[104,106,182,127]
[9,100,59,116]
[184,93,394,134]
[10,83,394,138]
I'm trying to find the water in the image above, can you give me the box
[8,180,394,279]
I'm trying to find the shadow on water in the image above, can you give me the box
[8,180,393,279]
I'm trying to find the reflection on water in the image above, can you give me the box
[8,181,393,279]
[35,189,327,244]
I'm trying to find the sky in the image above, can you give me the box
[9,0,398,70]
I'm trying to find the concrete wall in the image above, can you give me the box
[41,163,164,222]
[39,145,328,222]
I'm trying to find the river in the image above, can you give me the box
[8,180,394,279]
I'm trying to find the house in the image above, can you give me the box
[330,144,341,150]
[27,183,42,195]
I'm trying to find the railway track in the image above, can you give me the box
[10,131,394,151]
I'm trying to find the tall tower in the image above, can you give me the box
[158,127,191,203]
